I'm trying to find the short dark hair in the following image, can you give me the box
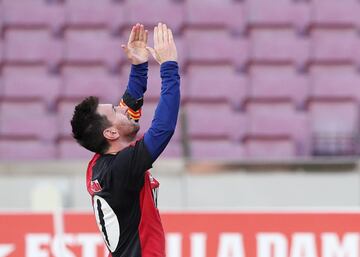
[71,96,111,154]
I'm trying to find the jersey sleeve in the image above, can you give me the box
[144,61,180,161]
[110,137,153,190]
[119,62,148,122]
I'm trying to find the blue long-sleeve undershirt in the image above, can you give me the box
[144,61,180,161]
[126,62,148,100]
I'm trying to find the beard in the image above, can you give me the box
[126,122,140,140]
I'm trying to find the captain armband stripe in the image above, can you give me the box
[119,99,142,121]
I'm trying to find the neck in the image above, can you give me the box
[104,137,135,155]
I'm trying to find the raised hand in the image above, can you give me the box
[147,23,178,65]
[121,23,149,65]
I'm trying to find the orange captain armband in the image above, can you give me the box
[119,99,142,121]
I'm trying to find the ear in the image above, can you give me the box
[103,127,120,141]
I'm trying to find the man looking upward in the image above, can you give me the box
[70,22,180,257]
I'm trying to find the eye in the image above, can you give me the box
[112,105,116,112]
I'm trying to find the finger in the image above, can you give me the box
[168,28,174,44]
[128,25,136,44]
[158,22,164,45]
[139,24,145,42]
[134,23,140,41]
[154,26,159,48]
[162,23,168,44]
[144,30,148,45]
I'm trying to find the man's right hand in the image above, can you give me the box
[121,23,149,65]
[147,23,178,65]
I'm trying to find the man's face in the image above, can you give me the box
[97,104,140,139]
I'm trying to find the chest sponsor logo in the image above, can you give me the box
[90,180,103,193]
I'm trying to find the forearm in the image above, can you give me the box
[144,61,180,160]
[120,62,148,120]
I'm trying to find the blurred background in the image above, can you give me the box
[0,0,359,256]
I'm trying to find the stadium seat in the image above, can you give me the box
[3,1,65,33]
[4,29,62,68]
[185,103,246,141]
[126,0,185,33]
[0,101,57,141]
[0,39,3,65]
[185,29,245,65]
[61,66,122,102]
[65,0,125,32]
[186,64,248,108]
[308,100,359,155]
[250,28,310,68]
[58,139,93,160]
[0,4,3,33]
[58,101,80,139]
[245,101,310,155]
[247,0,310,32]
[249,65,309,106]
[244,136,296,159]
[2,65,61,103]
[64,29,122,70]
[0,140,56,160]
[159,140,182,159]
[311,28,359,65]
[310,66,360,100]
[138,102,182,142]
[309,100,358,135]
[186,0,245,32]
[190,139,244,160]
[311,0,360,28]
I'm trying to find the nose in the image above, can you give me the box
[119,105,128,114]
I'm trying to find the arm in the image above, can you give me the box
[144,23,180,161]
[120,23,149,121]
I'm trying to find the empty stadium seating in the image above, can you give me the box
[249,65,308,106]
[310,65,360,100]
[185,29,244,65]
[186,0,245,33]
[2,65,61,104]
[244,136,296,159]
[311,0,360,28]
[3,1,65,33]
[65,0,125,32]
[58,139,93,160]
[250,28,310,68]
[127,0,184,33]
[245,101,310,156]
[1,0,360,160]
[4,29,62,68]
[0,140,56,160]
[186,64,247,108]
[311,28,359,65]
[246,0,310,32]
[57,101,77,139]
[190,140,244,160]
[0,101,57,141]
[308,100,359,155]
[61,65,122,101]
[64,29,122,70]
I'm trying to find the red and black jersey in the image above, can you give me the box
[86,138,165,257]
[84,61,180,257]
